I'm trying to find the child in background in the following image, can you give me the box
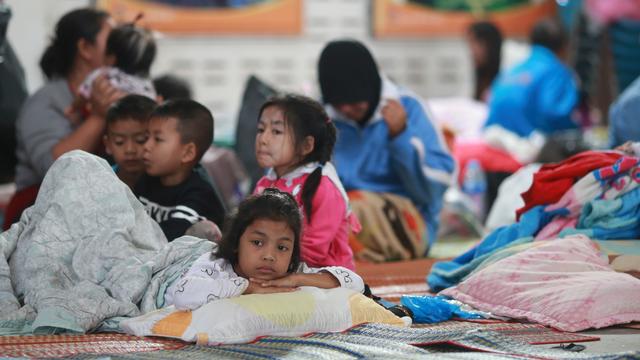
[253,94,359,270]
[104,94,157,189]
[134,99,225,242]
[165,188,364,310]
[153,74,192,103]
[467,21,502,102]
[67,20,156,120]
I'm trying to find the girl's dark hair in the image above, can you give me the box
[40,8,109,79]
[468,21,502,101]
[107,23,156,77]
[258,94,337,224]
[217,188,302,272]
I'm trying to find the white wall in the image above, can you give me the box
[7,0,474,143]
[6,0,88,91]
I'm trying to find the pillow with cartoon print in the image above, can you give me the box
[121,287,407,345]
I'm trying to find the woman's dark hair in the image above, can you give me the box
[217,188,302,272]
[468,21,502,101]
[258,94,336,224]
[40,8,109,79]
[107,23,156,77]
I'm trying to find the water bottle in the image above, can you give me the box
[462,159,487,220]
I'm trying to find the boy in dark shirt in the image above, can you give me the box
[135,99,225,241]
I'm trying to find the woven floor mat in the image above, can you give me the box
[412,321,599,345]
[56,324,638,360]
[0,333,186,358]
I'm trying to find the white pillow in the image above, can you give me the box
[121,287,406,345]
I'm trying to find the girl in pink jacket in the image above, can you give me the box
[253,94,360,270]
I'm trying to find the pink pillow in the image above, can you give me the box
[441,235,640,332]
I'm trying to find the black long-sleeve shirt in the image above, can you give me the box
[135,172,225,241]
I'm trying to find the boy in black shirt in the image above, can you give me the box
[135,99,225,241]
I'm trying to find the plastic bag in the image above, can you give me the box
[400,295,484,323]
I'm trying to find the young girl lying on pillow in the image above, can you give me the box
[164,188,365,310]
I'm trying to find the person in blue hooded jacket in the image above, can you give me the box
[317,39,455,260]
[609,75,640,148]
[484,18,579,137]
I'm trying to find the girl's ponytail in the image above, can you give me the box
[301,166,322,224]
[300,114,337,224]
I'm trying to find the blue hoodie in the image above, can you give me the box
[328,78,455,251]
[484,45,578,137]
[609,75,640,148]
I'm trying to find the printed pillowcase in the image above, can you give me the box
[121,287,406,345]
[441,235,640,332]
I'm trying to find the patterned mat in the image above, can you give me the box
[49,324,639,360]
[412,321,599,345]
[0,333,186,359]
[0,324,632,360]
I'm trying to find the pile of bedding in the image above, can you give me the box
[429,150,640,331]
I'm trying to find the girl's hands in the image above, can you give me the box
[252,272,339,290]
[244,279,296,295]
[252,274,300,289]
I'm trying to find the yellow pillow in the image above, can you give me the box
[121,287,406,345]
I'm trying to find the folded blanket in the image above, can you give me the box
[0,151,212,334]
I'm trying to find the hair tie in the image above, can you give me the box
[325,116,332,124]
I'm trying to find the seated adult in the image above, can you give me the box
[484,18,579,137]
[609,75,640,148]
[317,39,455,261]
[4,8,121,230]
[466,21,502,102]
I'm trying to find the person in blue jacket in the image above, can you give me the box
[484,18,579,137]
[317,39,455,257]
[609,75,640,148]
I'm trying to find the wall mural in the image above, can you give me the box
[97,0,302,35]
[373,0,556,38]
